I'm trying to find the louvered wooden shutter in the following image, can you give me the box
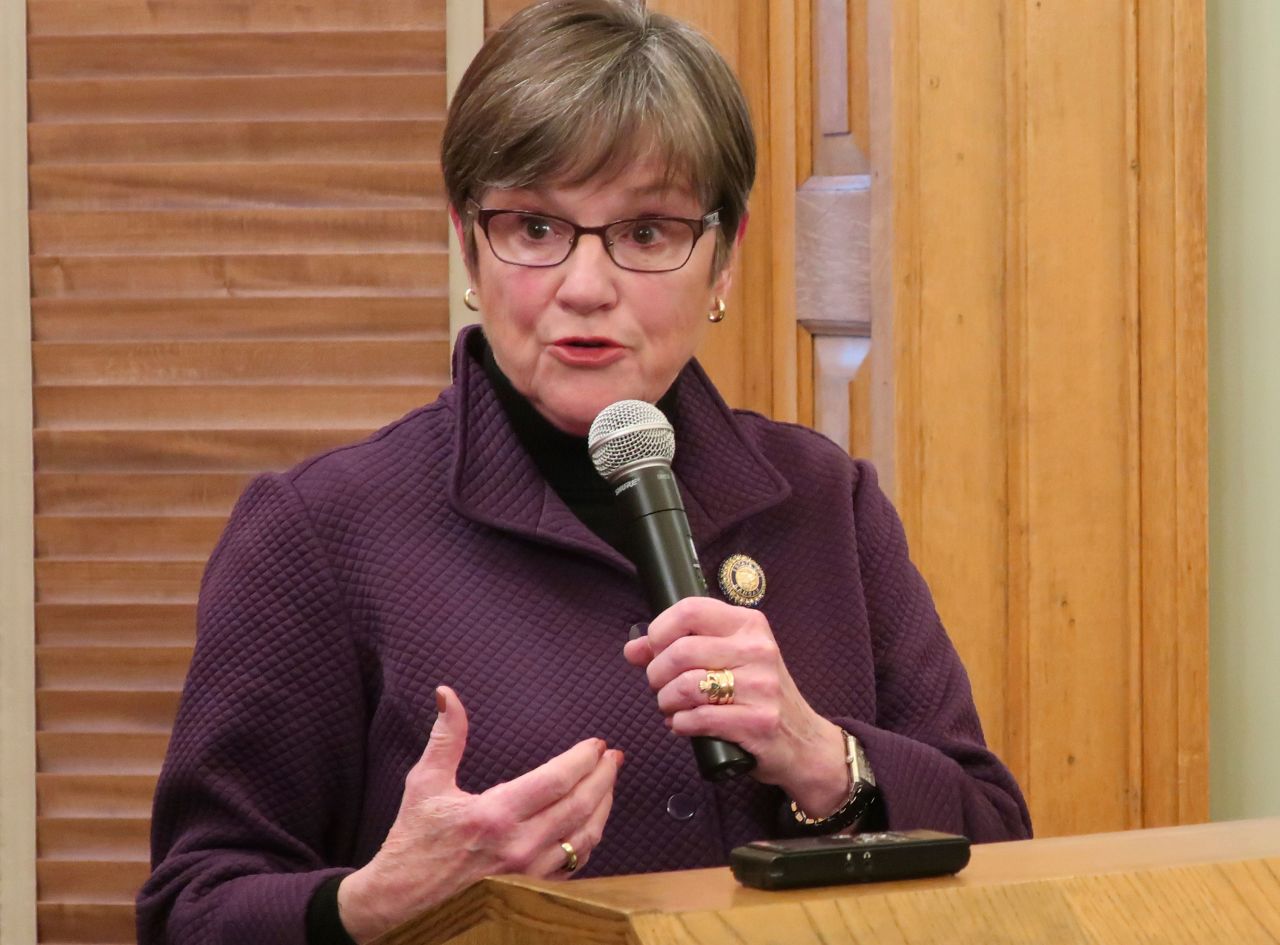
[28,2,449,940]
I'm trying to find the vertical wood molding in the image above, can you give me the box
[1001,0,1031,809]
[0,0,37,936]
[766,0,798,423]
[447,0,485,345]
[1139,0,1208,826]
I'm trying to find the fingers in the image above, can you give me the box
[483,737,609,821]
[645,629,781,693]
[406,686,470,797]
[622,635,654,667]
[527,750,622,878]
[654,664,775,715]
[644,597,747,657]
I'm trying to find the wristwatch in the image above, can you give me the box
[789,728,881,832]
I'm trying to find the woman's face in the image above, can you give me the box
[456,162,738,436]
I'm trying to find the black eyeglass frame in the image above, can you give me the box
[466,199,723,273]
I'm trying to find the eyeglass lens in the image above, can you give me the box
[483,212,698,272]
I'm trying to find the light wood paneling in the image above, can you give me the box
[26,0,450,938]
[867,0,1207,835]
[382,819,1280,945]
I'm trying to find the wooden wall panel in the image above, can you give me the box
[868,0,1207,836]
[27,1,450,941]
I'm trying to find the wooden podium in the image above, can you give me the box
[373,818,1280,945]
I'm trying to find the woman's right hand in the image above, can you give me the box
[336,686,623,943]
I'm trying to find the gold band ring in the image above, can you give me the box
[698,668,735,705]
[560,840,579,873]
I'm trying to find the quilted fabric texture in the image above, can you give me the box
[137,326,1030,944]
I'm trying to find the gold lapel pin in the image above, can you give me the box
[718,554,766,607]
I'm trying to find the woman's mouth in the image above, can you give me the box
[551,337,626,367]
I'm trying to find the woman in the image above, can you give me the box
[138,2,1031,942]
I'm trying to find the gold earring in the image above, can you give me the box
[708,298,726,323]
[463,287,480,312]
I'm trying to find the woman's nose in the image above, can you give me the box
[554,233,618,313]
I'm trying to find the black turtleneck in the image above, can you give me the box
[481,340,680,558]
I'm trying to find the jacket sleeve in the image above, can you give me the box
[137,473,365,944]
[836,461,1032,843]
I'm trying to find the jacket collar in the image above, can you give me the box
[447,325,792,572]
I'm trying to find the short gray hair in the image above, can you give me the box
[442,0,756,275]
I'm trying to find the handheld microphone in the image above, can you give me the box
[589,400,756,782]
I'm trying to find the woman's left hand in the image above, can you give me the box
[623,597,851,817]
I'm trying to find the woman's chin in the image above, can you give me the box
[535,396,637,438]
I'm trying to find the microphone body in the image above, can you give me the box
[613,463,708,608]
[590,402,756,782]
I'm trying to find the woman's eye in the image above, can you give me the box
[521,217,554,240]
[624,221,669,246]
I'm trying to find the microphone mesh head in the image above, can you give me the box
[587,400,675,482]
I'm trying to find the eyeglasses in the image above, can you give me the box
[468,200,721,273]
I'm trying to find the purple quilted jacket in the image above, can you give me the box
[137,327,1030,944]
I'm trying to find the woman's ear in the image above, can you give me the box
[450,204,479,284]
[711,211,748,299]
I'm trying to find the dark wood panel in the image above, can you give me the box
[29,31,445,78]
[30,119,442,165]
[35,428,373,473]
[37,691,183,733]
[38,861,150,908]
[30,74,445,122]
[30,209,446,254]
[35,474,251,516]
[37,734,169,775]
[35,515,226,558]
[37,647,193,691]
[30,162,443,210]
[35,902,136,943]
[37,775,158,818]
[32,340,450,384]
[36,385,440,428]
[31,253,447,298]
[36,604,196,647]
[27,4,453,936]
[35,560,205,603]
[32,297,448,341]
[30,0,445,36]
[38,819,151,861]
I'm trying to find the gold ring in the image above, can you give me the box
[698,668,735,705]
[560,840,578,873]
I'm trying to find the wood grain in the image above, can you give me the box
[867,0,1207,836]
[32,297,448,342]
[30,209,446,254]
[377,819,1280,945]
[29,120,443,164]
[30,162,444,210]
[31,253,448,298]
[29,31,445,77]
[30,74,445,122]
[29,0,445,36]
[25,4,451,937]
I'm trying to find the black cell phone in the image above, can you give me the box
[730,829,971,890]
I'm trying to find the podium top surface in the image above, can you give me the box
[379,818,1280,945]
[500,816,1280,915]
